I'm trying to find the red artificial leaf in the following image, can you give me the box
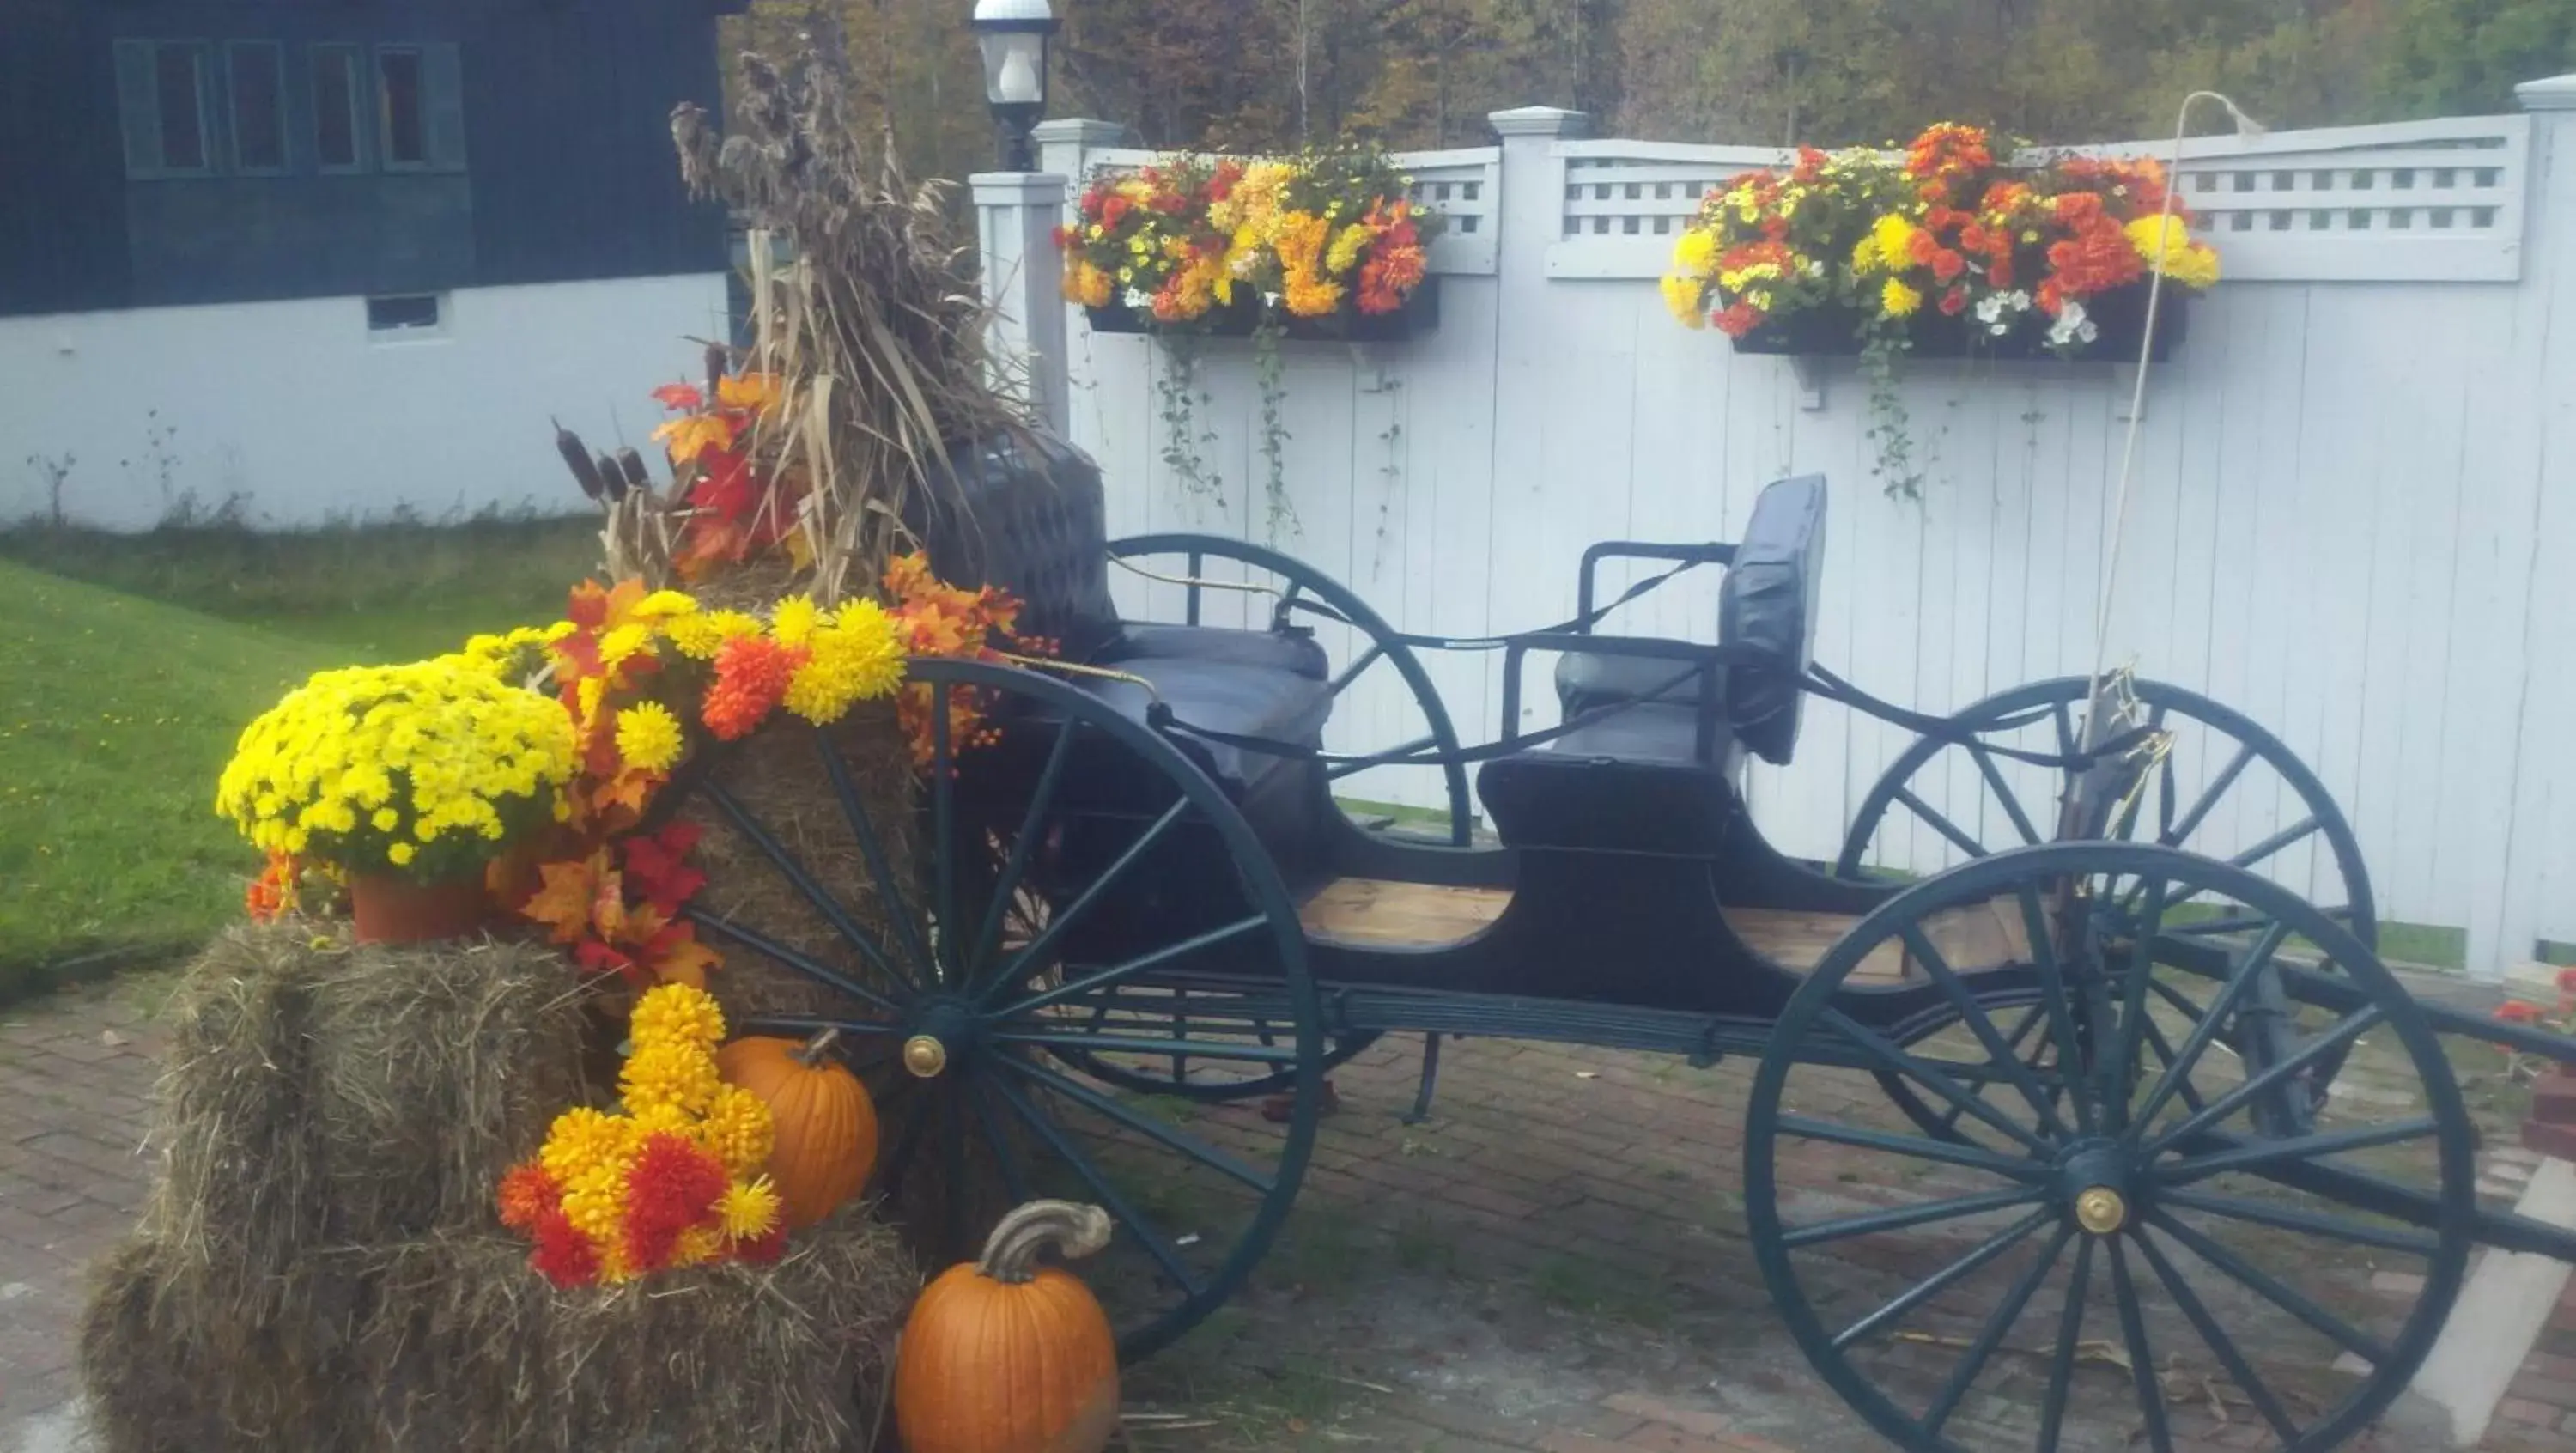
[653,381,706,411]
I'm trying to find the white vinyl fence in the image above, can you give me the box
[981,83,2576,978]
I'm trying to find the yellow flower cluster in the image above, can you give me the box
[216,659,579,870]
[531,982,780,1284]
[2124,215,2221,290]
[779,596,906,724]
[661,607,763,661]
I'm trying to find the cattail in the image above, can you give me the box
[704,341,728,401]
[615,447,653,495]
[594,453,627,502]
[553,419,606,501]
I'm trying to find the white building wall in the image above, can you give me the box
[0,271,732,529]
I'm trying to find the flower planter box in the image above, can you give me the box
[1728,280,2187,364]
[1084,277,1439,343]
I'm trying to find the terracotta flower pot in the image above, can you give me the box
[348,872,492,945]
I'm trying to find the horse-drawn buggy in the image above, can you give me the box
[670,435,2576,1453]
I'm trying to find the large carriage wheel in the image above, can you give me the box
[674,658,1321,1361]
[1744,842,2472,1453]
[1838,678,2379,1142]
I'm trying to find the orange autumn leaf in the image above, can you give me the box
[653,411,738,466]
[591,767,661,821]
[523,854,607,943]
[653,934,720,987]
[716,372,781,415]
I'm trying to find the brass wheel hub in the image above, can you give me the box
[2075,1186,2128,1236]
[902,1034,949,1079]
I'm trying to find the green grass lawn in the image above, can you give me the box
[0,515,603,998]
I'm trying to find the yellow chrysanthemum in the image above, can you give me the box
[559,1158,630,1244]
[699,1085,776,1179]
[1881,278,1924,318]
[1661,273,1706,327]
[673,1225,726,1267]
[1669,228,1717,279]
[769,595,823,646]
[1870,214,1920,268]
[388,842,416,866]
[717,1177,783,1241]
[2125,216,2220,289]
[631,589,700,621]
[619,1040,720,1116]
[540,1106,636,1183]
[629,982,726,1052]
[781,599,908,724]
[614,701,686,775]
[1324,222,1371,277]
[663,609,763,661]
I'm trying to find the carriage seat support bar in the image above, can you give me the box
[1577,541,1736,635]
[1500,630,1731,767]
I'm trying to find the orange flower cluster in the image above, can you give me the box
[882,552,1052,768]
[703,635,808,741]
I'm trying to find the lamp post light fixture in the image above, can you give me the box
[972,0,1058,171]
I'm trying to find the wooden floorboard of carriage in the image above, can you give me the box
[1293,878,2038,985]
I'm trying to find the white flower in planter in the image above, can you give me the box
[2045,300,2099,349]
[1124,287,1154,310]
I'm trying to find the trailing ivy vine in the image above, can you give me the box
[1252,319,1297,541]
[1154,337,1224,514]
[1859,319,1924,502]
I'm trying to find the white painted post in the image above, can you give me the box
[2464,73,2576,980]
[1033,117,1128,195]
[972,170,1072,435]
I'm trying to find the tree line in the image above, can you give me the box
[729,0,2575,179]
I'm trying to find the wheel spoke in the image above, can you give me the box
[737,1013,903,1039]
[2230,816,2322,873]
[972,1076,1032,1207]
[2132,1010,2208,1118]
[2131,1225,2304,1444]
[966,719,1078,996]
[988,1070,1205,1297]
[1774,1114,2046,1182]
[2155,1116,2435,1186]
[684,906,903,1018]
[931,681,958,986]
[1329,641,1386,696]
[2035,1234,2096,1450]
[2051,699,2078,761]
[2142,1006,2386,1155]
[695,779,913,1002]
[1820,1010,2052,1153]
[1832,1207,2051,1349]
[1000,1055,1278,1194]
[815,726,936,980]
[1919,1222,2074,1433]
[992,797,1192,991]
[2146,1208,2390,1363]
[2160,1188,2438,1255]
[1785,1185,2043,1249]
[990,1029,1303,1066]
[992,914,1272,1016]
[1899,929,2071,1139]
[1894,786,1988,860]
[2128,921,2292,1134]
[877,1090,930,1201]
[2105,1238,2174,1453]
[2160,741,2255,850]
[1967,743,2043,847]
[2020,882,2101,1135]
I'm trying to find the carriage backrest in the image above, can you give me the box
[920,429,1126,662]
[1719,474,1827,765]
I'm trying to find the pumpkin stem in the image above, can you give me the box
[975,1200,1113,1286]
[794,1027,842,1067]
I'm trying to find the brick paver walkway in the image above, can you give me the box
[9,970,2576,1453]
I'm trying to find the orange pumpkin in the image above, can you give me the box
[895,1201,1119,1453]
[714,1028,878,1230]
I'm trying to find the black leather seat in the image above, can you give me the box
[1550,473,1826,767]
[1076,658,1332,795]
[1480,474,1827,857]
[1111,623,1329,682]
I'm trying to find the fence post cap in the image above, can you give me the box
[1032,118,1132,147]
[1488,106,1590,138]
[2518,75,2576,111]
[969,172,1069,202]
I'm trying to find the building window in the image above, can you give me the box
[313,45,364,171]
[114,40,215,178]
[377,47,428,169]
[228,43,286,173]
[367,293,443,333]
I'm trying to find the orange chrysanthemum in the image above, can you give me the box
[702,635,808,741]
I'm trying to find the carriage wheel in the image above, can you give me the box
[1838,678,2379,1141]
[675,658,1321,1362]
[1744,841,2472,1453]
[1109,532,1473,846]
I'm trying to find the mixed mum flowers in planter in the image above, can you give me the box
[1056,147,1438,330]
[1663,122,2221,355]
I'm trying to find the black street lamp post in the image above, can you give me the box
[972,0,1058,171]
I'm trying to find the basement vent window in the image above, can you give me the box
[366,293,443,334]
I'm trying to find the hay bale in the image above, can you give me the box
[84,927,920,1452]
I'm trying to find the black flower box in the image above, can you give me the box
[1728,281,2187,363]
[1084,277,1439,343]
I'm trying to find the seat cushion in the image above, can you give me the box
[1110,623,1329,681]
[1554,652,1716,717]
[1081,654,1333,795]
[1476,705,1739,856]
[1719,473,1826,765]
